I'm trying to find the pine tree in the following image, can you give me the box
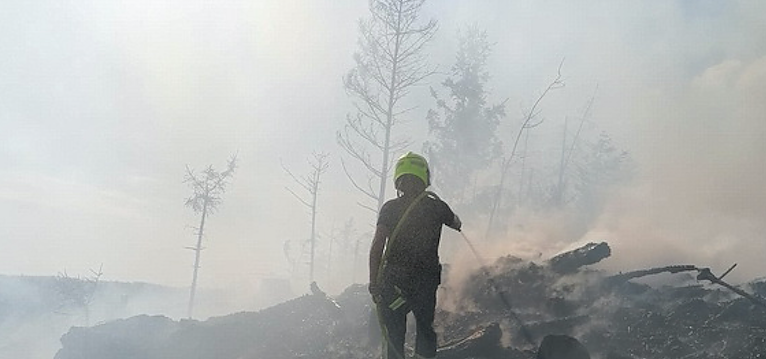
[425,27,504,205]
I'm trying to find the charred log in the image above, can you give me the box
[604,264,698,287]
[536,334,590,359]
[525,315,590,340]
[53,250,766,359]
[547,242,611,274]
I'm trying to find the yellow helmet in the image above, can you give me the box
[394,152,430,187]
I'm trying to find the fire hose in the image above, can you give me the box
[458,231,538,348]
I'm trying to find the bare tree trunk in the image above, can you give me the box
[183,154,237,319]
[338,0,436,213]
[353,237,360,283]
[326,232,333,285]
[376,3,404,210]
[484,61,564,239]
[310,187,317,283]
[553,117,569,206]
[283,152,329,286]
[188,200,208,319]
[517,130,531,204]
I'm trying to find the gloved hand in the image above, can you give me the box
[450,214,462,232]
[368,282,382,303]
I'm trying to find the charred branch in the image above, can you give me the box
[605,264,698,287]
[546,242,611,274]
[697,267,766,309]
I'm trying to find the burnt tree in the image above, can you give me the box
[338,0,437,212]
[184,154,237,319]
[282,152,329,284]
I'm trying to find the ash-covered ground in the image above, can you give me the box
[55,243,766,359]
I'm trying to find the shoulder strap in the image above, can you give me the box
[379,191,428,273]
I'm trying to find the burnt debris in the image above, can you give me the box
[55,243,766,359]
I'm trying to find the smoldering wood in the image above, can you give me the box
[54,242,766,359]
[546,241,611,274]
[604,264,698,287]
[436,322,505,359]
[536,334,591,359]
[696,267,766,309]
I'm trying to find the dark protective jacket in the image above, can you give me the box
[377,192,458,281]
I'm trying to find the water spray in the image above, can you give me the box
[458,231,537,347]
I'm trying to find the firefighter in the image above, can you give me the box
[369,151,461,359]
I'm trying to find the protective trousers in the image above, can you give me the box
[378,274,439,359]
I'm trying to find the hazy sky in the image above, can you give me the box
[2,1,765,292]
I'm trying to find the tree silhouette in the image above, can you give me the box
[338,0,437,212]
[184,154,237,319]
[282,152,329,284]
[425,26,505,206]
[485,61,564,239]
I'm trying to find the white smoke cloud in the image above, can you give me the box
[587,54,766,282]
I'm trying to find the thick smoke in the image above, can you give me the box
[586,56,766,282]
[448,55,766,284]
[2,5,766,355]
[440,3,766,289]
